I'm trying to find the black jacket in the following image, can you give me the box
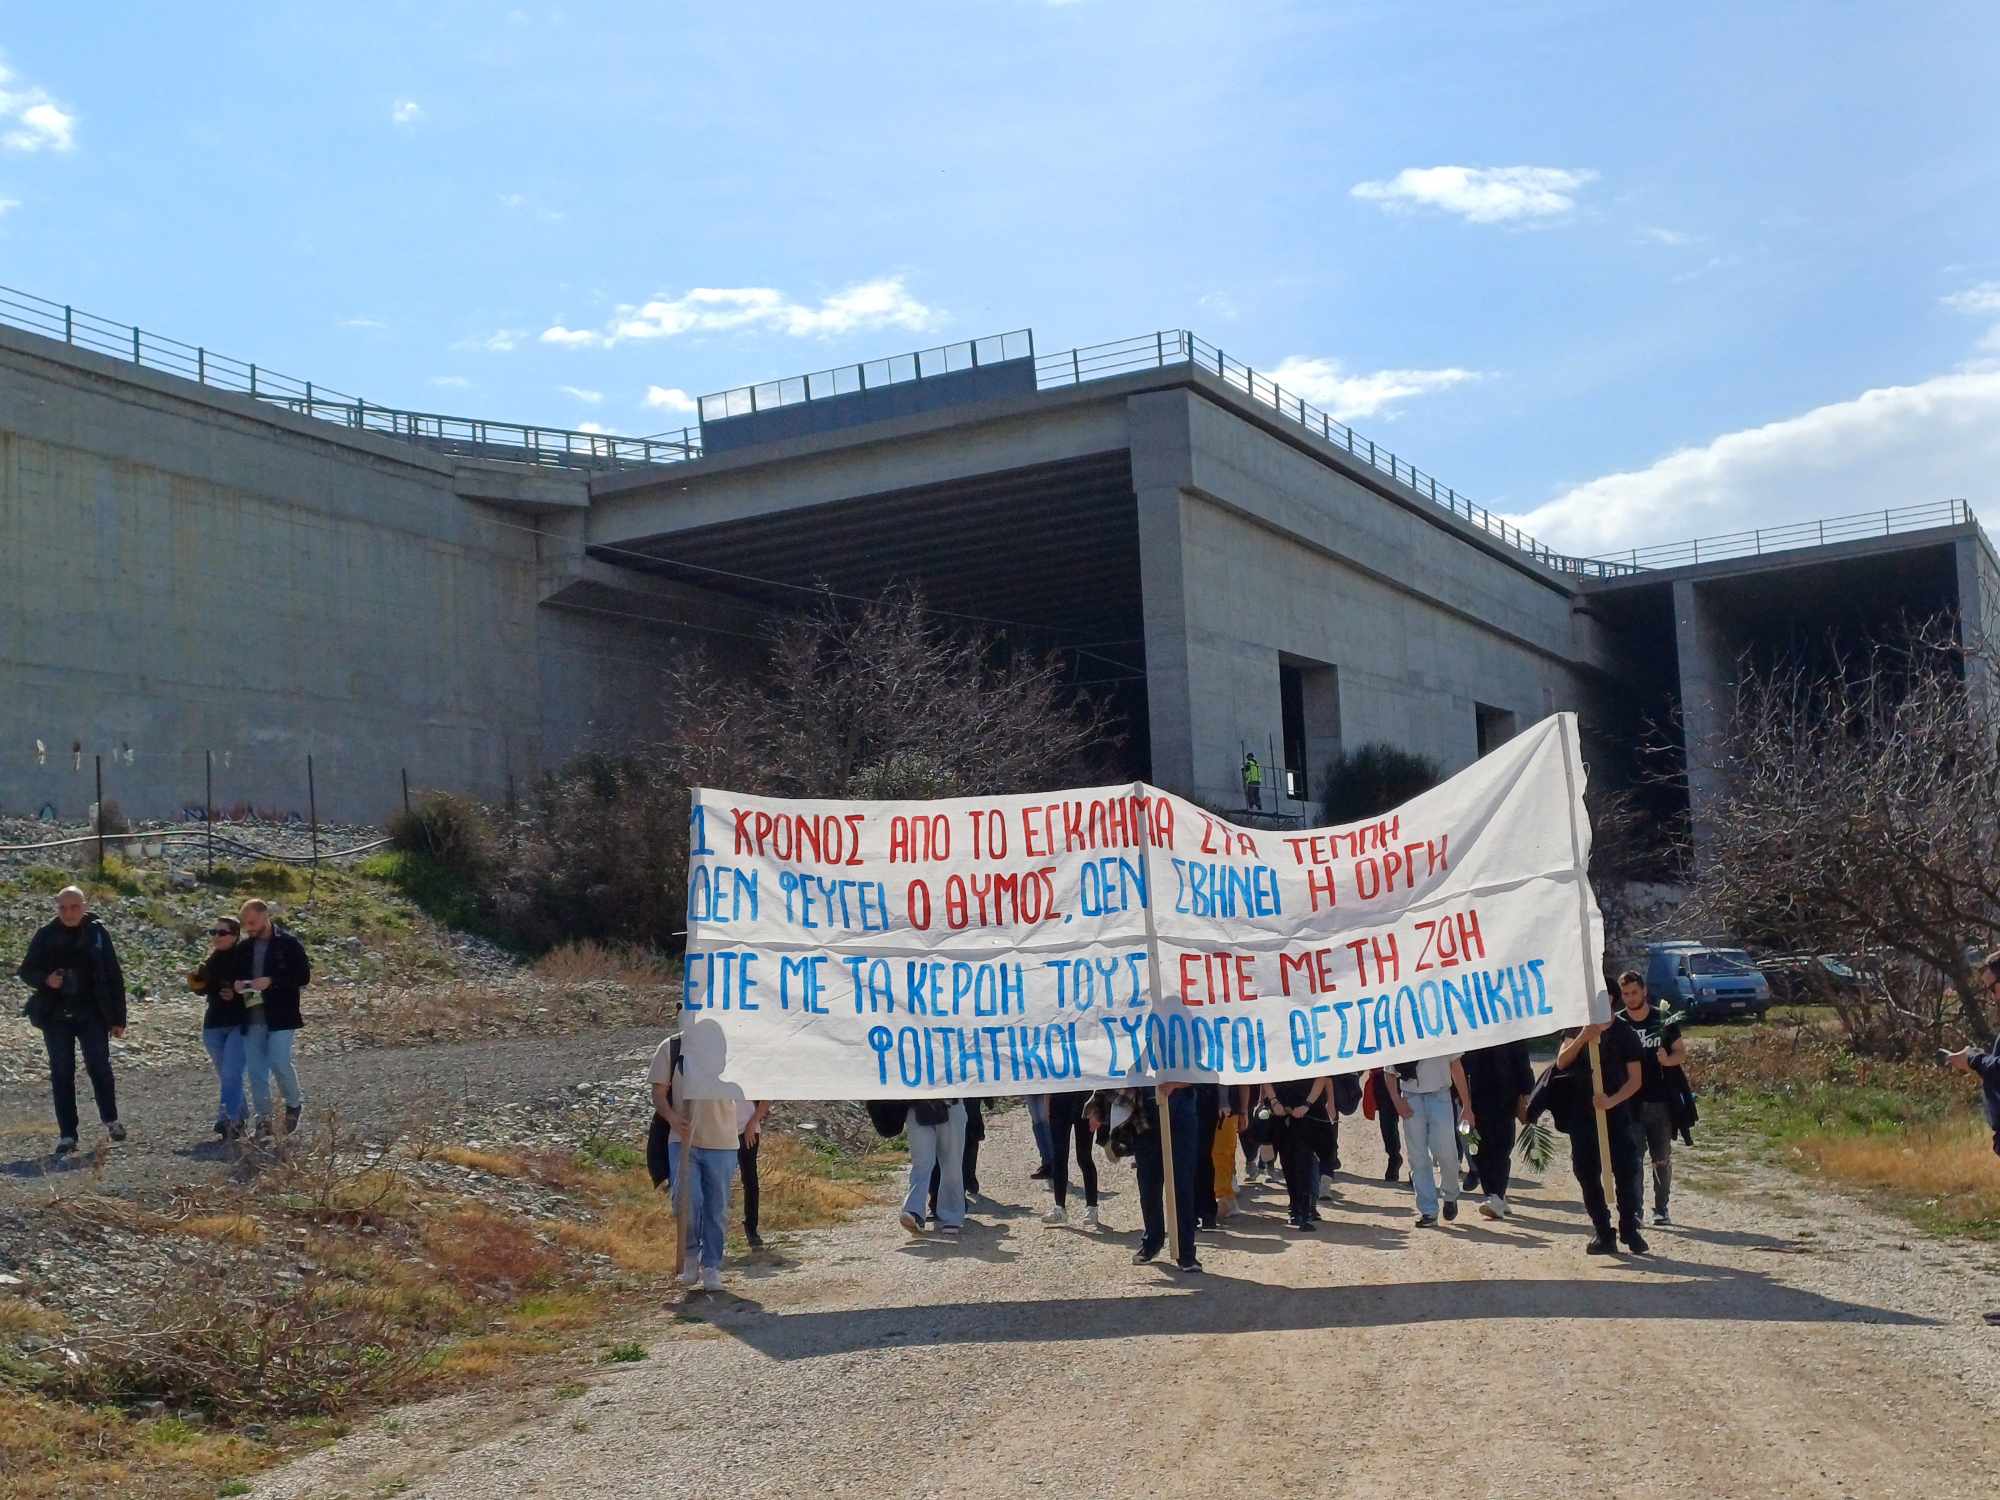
[188,951,250,1032]
[224,926,312,1031]
[17,916,127,1030]
[1464,1040,1536,1116]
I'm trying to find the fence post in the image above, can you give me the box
[401,767,412,819]
[197,347,205,383]
[249,363,258,397]
[205,749,214,878]
[94,754,104,876]
[132,326,141,364]
[64,304,73,343]
[1155,330,1163,366]
[305,380,313,412]
[307,754,318,872]
[1071,348,1080,384]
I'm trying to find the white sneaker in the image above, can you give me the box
[677,1265,700,1287]
[1042,1205,1068,1226]
[700,1267,722,1293]
[1082,1206,1101,1230]
[1478,1196,1503,1220]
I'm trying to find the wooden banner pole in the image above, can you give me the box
[671,1129,693,1279]
[1587,1037,1617,1210]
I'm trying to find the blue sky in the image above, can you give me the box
[3,1,1995,555]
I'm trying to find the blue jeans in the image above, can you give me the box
[669,1140,736,1270]
[201,1027,248,1124]
[1403,1089,1459,1219]
[904,1103,967,1228]
[1026,1093,1055,1173]
[244,1022,302,1119]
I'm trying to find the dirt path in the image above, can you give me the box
[0,1027,664,1204]
[248,1111,2000,1500]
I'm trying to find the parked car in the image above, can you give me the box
[1644,941,1771,1022]
[1756,952,1874,1007]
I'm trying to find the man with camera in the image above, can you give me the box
[15,884,128,1155]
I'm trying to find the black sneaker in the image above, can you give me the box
[284,1106,302,1135]
[1197,1215,1218,1231]
[1442,1200,1459,1222]
[213,1118,229,1139]
[53,1136,78,1157]
[1132,1243,1161,1264]
[745,1230,765,1251]
[1621,1229,1651,1256]
[105,1121,126,1143]
[1414,1212,1437,1228]
[1176,1258,1204,1274]
[1384,1156,1402,1182]
[1585,1235,1618,1255]
[1029,1165,1052,1181]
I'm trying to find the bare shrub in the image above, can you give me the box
[387,791,496,882]
[1677,615,2000,1046]
[51,1282,437,1417]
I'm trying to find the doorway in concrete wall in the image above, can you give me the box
[1279,655,1341,810]
[1475,701,1518,757]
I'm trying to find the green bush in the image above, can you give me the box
[388,793,497,884]
[1318,743,1444,825]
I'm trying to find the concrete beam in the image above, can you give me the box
[455,464,589,513]
[1672,578,1738,860]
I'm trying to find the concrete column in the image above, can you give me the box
[1672,579,1736,861]
[1957,535,1997,720]
[1135,483,1196,793]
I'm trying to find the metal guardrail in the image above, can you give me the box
[0,283,698,473]
[1032,328,1622,575]
[698,330,1034,423]
[1583,499,1975,573]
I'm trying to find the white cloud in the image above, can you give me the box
[498,191,565,223]
[1197,291,1241,322]
[497,192,526,209]
[453,328,525,353]
[576,420,609,434]
[1262,355,1480,423]
[338,315,387,329]
[1511,369,2000,556]
[1671,254,1739,285]
[1942,281,2000,316]
[391,99,425,126]
[428,375,471,388]
[1639,226,1697,247]
[559,384,603,404]
[542,275,941,350]
[1350,165,1596,225]
[644,384,697,414]
[0,197,18,216]
[0,58,77,152]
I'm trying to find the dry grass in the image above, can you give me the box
[432,1331,562,1382]
[171,1214,265,1246]
[1799,1120,2000,1234]
[422,1207,562,1292]
[0,1297,65,1340]
[436,1146,530,1177]
[533,940,675,987]
[501,1291,607,1333]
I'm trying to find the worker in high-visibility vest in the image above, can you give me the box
[1242,752,1264,811]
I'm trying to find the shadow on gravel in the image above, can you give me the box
[704,1260,1935,1360]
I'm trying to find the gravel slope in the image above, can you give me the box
[248,1111,2000,1500]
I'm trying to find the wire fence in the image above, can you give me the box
[1581,499,1976,573]
[698,331,1034,423]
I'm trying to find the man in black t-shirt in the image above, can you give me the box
[1555,1017,1648,1255]
[1618,970,1686,1225]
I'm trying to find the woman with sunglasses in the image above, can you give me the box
[188,915,248,1139]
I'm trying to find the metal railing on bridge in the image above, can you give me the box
[0,283,698,473]
[1580,499,1976,574]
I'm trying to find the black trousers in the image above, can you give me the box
[1376,1102,1402,1164]
[1134,1090,1200,1263]
[43,1014,117,1139]
[1469,1112,1518,1200]
[738,1132,760,1236]
[1046,1092,1099,1209]
[1567,1108,1644,1236]
[1276,1117,1319,1221]
[1193,1086,1220,1220]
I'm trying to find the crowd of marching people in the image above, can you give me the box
[14,884,312,1155]
[644,962,1710,1290]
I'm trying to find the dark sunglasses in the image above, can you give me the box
[209,928,237,937]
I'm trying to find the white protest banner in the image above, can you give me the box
[679,712,1607,1100]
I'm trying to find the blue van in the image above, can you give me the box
[1643,942,1771,1022]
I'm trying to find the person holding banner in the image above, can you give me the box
[648,1033,742,1291]
[1382,1054,1474,1227]
[1555,1022,1648,1255]
[1089,1085,1202,1271]
[1042,1089,1101,1229]
[1259,1075,1332,1230]
[900,1097,967,1239]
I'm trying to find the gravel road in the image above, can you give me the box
[247,1109,2000,1500]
